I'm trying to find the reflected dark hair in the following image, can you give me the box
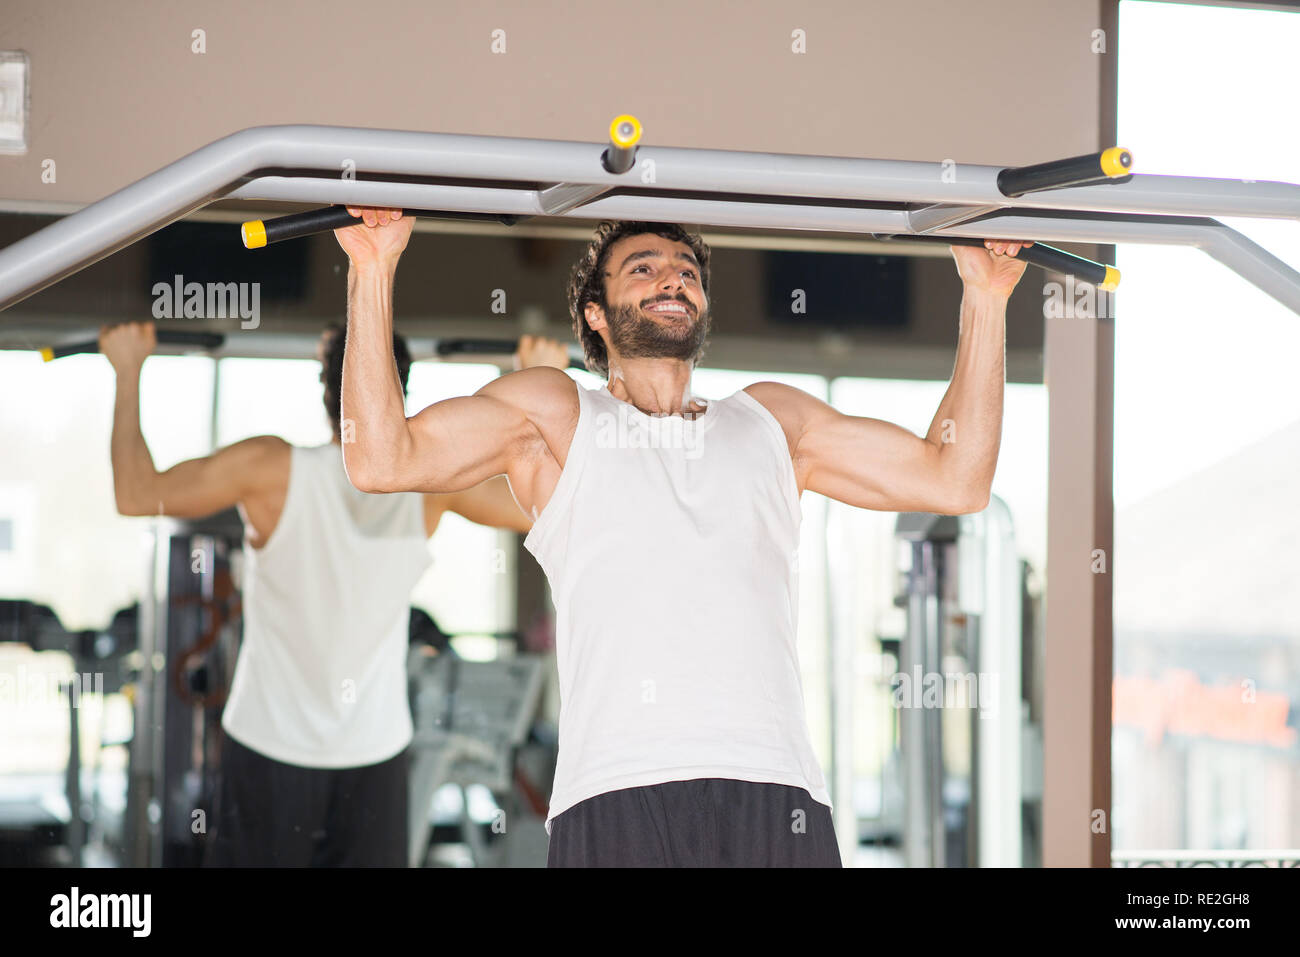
[321,323,412,438]
[566,221,711,378]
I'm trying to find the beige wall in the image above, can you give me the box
[0,0,1108,206]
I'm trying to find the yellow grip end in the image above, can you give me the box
[1100,265,1121,291]
[39,347,54,362]
[609,114,642,149]
[1100,147,1132,178]
[241,220,267,249]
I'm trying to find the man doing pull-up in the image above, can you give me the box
[334,206,1030,867]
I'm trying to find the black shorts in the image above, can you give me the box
[203,732,409,867]
[546,778,842,868]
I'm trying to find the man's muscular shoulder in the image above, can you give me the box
[228,434,293,482]
[741,380,825,458]
[479,365,581,462]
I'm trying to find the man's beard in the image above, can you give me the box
[603,295,711,365]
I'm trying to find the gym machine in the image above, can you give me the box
[406,649,547,867]
[892,496,1032,867]
[0,598,136,865]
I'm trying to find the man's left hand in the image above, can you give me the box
[951,240,1035,297]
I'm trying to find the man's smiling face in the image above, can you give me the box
[586,232,712,366]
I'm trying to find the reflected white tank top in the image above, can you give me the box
[525,383,831,831]
[222,443,430,768]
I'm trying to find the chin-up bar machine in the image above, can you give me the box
[1,114,1298,320]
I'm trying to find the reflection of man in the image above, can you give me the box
[98,320,568,866]
[336,206,1029,867]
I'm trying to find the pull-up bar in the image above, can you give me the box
[0,119,1297,316]
[237,116,647,248]
[36,331,584,371]
[237,128,1129,290]
[434,337,586,372]
[39,329,224,362]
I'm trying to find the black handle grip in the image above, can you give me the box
[41,330,226,362]
[435,337,586,371]
[241,207,523,249]
[996,147,1133,198]
[872,235,1119,290]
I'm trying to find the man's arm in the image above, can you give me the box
[424,475,532,537]
[100,321,288,528]
[748,240,1030,515]
[419,335,571,535]
[335,207,572,514]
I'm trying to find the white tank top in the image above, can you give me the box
[222,443,431,768]
[525,383,831,831]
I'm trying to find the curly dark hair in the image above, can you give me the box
[566,221,712,378]
[320,323,412,439]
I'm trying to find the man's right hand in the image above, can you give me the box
[334,206,415,268]
[99,320,156,373]
[514,335,572,372]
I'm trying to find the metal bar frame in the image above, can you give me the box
[1,124,1298,314]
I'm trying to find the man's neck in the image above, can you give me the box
[605,359,706,417]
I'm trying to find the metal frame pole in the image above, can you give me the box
[0,124,1297,314]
